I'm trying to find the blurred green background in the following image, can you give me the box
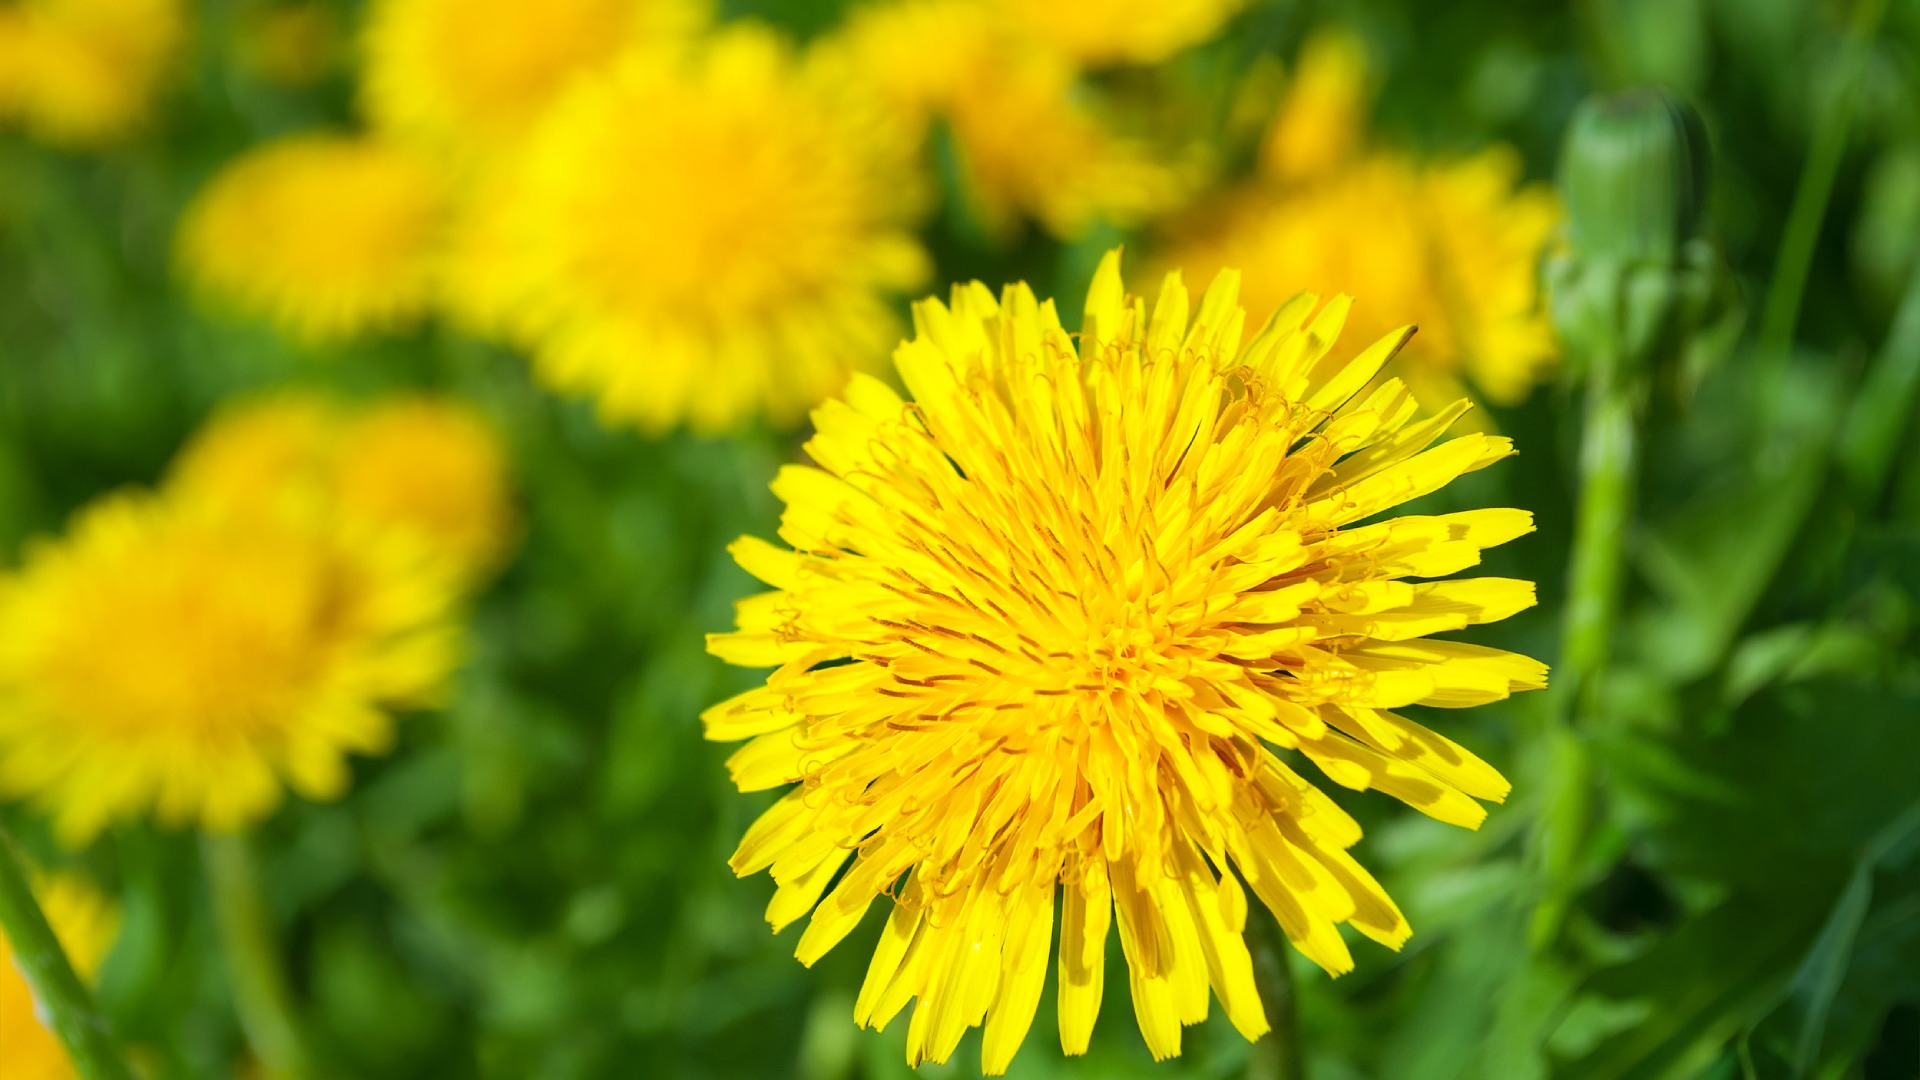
[3,1,1920,1078]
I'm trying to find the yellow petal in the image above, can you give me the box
[981,881,1054,1074]
[1057,853,1111,1055]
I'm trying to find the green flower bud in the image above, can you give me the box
[1546,90,1737,396]
[1561,90,1710,264]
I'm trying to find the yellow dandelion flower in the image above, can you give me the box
[828,0,987,119]
[331,400,516,583]
[0,873,118,1080]
[455,25,929,432]
[1160,150,1560,408]
[165,393,339,518]
[1261,28,1372,184]
[361,0,705,155]
[0,0,185,148]
[706,250,1546,1072]
[1419,151,1565,405]
[831,0,1186,240]
[176,134,447,345]
[940,49,1185,240]
[1169,25,1558,407]
[170,391,516,585]
[990,0,1245,65]
[0,490,460,843]
[435,161,533,341]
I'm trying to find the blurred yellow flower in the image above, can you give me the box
[0,0,184,147]
[169,393,338,513]
[832,0,1186,240]
[0,873,118,1080]
[1160,27,1559,408]
[1261,28,1371,183]
[333,400,516,582]
[707,251,1544,1072]
[0,12,29,110]
[938,54,1185,241]
[1422,152,1564,404]
[176,134,447,345]
[0,491,460,843]
[452,25,928,432]
[991,0,1245,65]
[1162,150,1559,408]
[361,0,704,156]
[234,1,342,87]
[172,391,517,585]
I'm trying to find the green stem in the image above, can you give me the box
[1532,370,1638,950]
[202,833,314,1080]
[1562,385,1639,724]
[0,826,140,1080]
[1756,0,1886,386]
[1529,725,1598,949]
[1245,913,1306,1080]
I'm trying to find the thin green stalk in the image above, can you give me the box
[1530,725,1598,949]
[1245,913,1306,1080]
[202,833,314,1080]
[0,825,139,1080]
[1757,0,1886,377]
[1532,370,1637,950]
[1562,386,1639,722]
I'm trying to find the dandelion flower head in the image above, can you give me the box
[361,0,706,155]
[0,0,185,147]
[707,251,1546,1071]
[1162,151,1560,408]
[0,490,460,843]
[831,0,1186,241]
[1418,152,1563,405]
[454,24,928,432]
[1162,29,1559,407]
[176,134,447,345]
[1261,28,1372,185]
[0,873,118,1080]
[170,391,515,585]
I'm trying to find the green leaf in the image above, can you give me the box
[1743,797,1920,1076]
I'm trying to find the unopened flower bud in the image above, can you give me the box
[1561,90,1710,263]
[1546,90,1735,395]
